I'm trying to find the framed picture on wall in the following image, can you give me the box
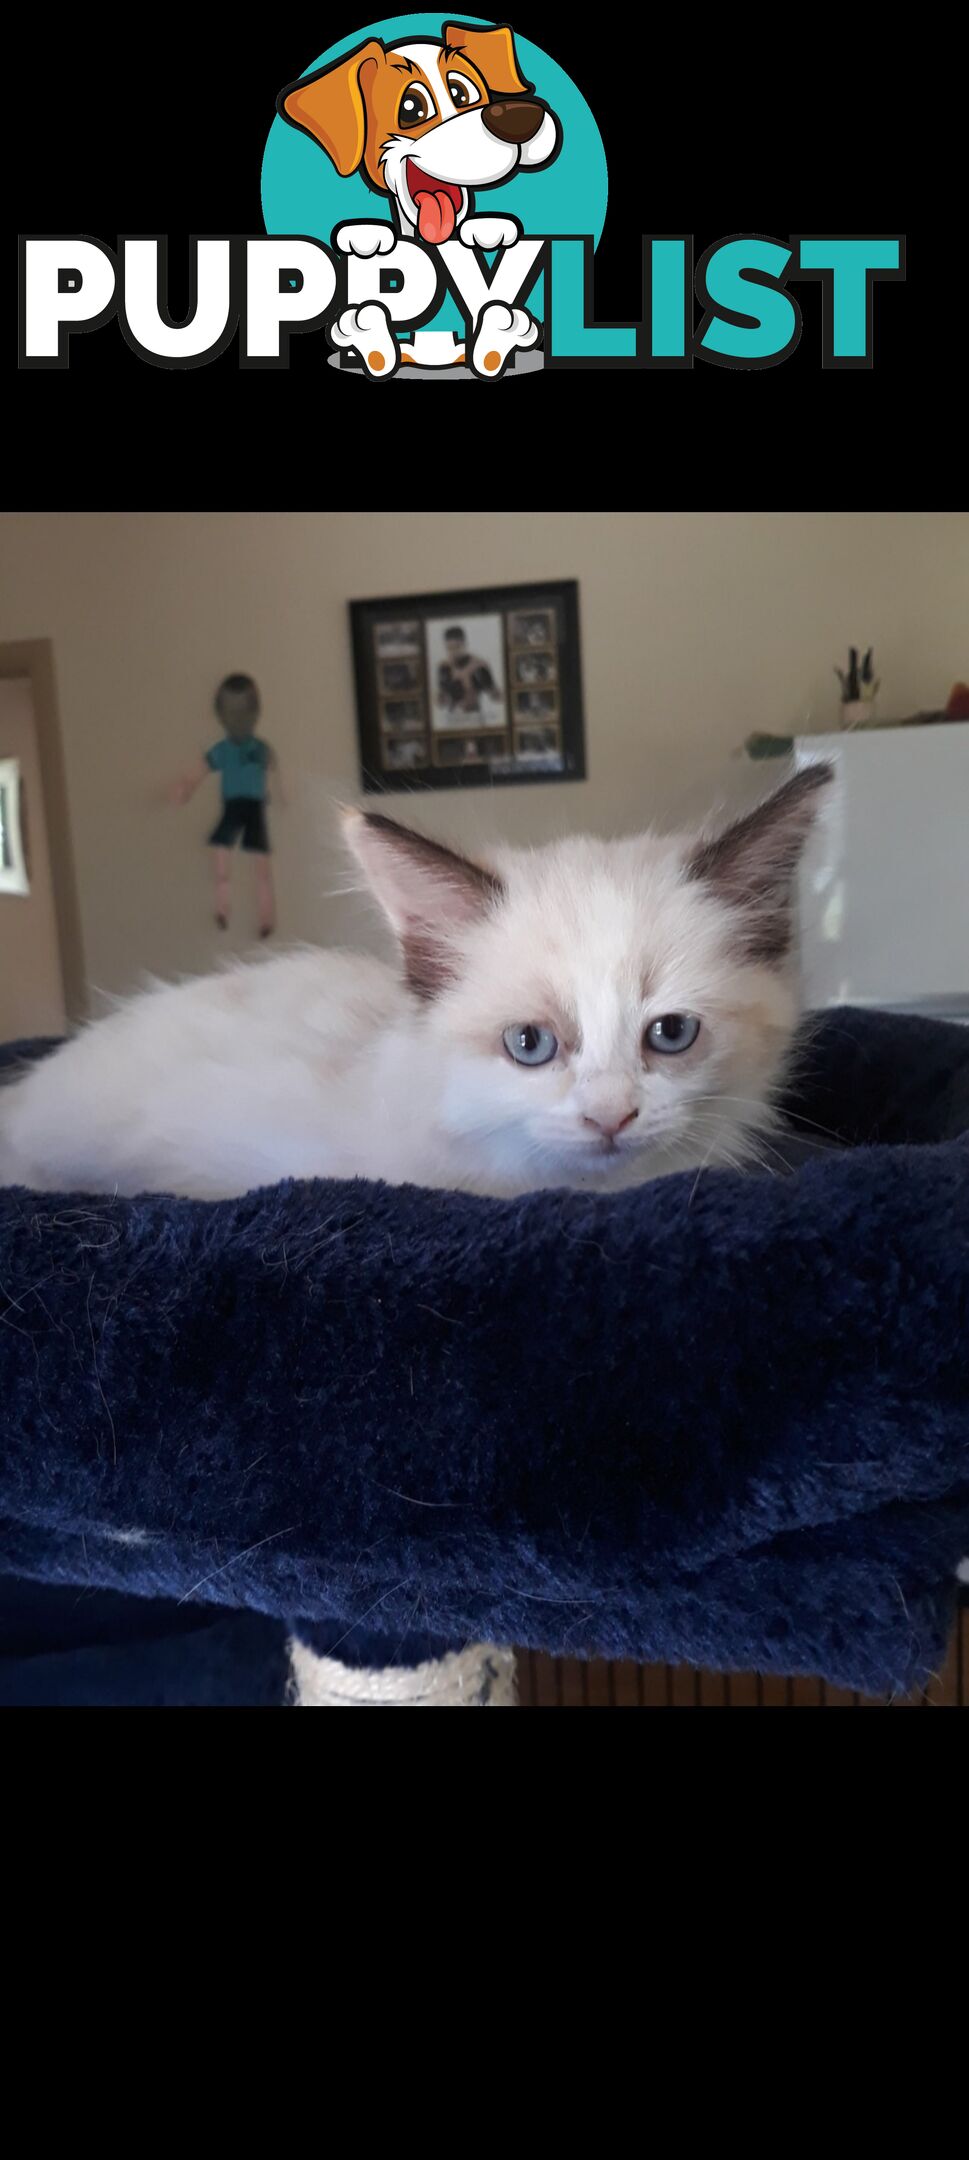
[349,580,585,792]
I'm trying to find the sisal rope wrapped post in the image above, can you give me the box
[288,1639,517,1707]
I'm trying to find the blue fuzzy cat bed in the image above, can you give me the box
[1,1007,967,1705]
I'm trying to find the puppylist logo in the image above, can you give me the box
[18,15,905,378]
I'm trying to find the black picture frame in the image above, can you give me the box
[349,579,586,793]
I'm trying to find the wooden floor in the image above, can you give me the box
[515,1600,968,1707]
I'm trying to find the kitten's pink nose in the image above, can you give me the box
[581,1108,639,1140]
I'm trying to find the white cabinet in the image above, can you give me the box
[794,723,969,1017]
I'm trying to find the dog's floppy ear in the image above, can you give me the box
[443,22,532,96]
[277,41,385,176]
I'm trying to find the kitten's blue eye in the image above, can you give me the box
[503,1024,559,1067]
[645,1013,701,1056]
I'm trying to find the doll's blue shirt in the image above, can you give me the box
[205,738,270,801]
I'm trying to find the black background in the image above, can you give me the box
[10,17,956,508]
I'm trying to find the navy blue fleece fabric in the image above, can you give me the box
[0,1008,967,1702]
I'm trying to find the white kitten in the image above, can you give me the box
[0,766,831,1201]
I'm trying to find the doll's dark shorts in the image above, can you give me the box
[208,798,270,853]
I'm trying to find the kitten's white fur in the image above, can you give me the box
[0,775,830,1201]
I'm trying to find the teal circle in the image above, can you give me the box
[260,15,608,334]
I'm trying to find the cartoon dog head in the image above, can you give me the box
[277,21,560,243]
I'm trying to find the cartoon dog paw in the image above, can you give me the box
[329,302,399,377]
[470,301,539,379]
[333,223,396,258]
[458,216,523,251]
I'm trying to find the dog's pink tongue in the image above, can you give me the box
[415,189,456,244]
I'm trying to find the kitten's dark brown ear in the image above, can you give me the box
[343,808,504,999]
[685,762,834,962]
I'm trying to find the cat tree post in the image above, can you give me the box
[288,1639,517,1706]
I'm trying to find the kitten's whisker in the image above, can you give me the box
[687,1117,733,1206]
[691,1093,840,1154]
[774,1108,845,1143]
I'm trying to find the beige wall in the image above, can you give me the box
[0,510,966,1004]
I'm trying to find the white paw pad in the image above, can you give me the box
[471,302,538,378]
[334,223,396,258]
[459,216,522,250]
[329,302,398,377]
